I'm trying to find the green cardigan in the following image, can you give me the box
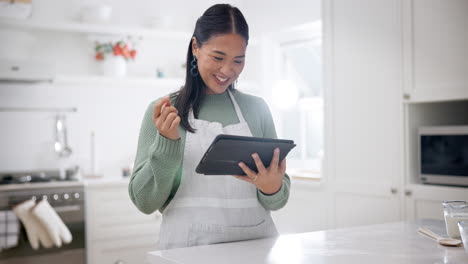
[129,89,290,214]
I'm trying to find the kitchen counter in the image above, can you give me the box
[0,177,130,191]
[83,177,130,188]
[147,219,468,264]
[0,180,84,191]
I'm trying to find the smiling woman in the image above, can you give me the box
[192,33,246,95]
[128,3,291,251]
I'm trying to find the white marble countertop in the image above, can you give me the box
[147,219,468,264]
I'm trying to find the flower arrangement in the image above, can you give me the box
[94,40,137,61]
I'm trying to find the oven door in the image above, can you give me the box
[0,189,86,264]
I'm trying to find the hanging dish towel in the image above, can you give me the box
[32,199,72,247]
[12,199,53,250]
[0,210,19,250]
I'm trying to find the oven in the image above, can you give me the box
[0,182,86,264]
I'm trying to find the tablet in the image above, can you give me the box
[195,134,296,175]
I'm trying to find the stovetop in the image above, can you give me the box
[0,168,80,185]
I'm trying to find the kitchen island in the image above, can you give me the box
[147,219,467,264]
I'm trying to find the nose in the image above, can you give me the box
[219,62,235,77]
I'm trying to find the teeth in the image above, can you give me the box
[215,75,228,82]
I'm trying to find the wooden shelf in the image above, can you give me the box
[0,18,191,40]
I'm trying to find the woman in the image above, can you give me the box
[129,4,290,250]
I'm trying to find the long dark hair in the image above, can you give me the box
[172,4,249,133]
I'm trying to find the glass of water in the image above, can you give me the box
[443,200,468,238]
[458,221,468,254]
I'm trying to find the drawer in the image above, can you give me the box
[85,184,162,240]
[86,195,150,221]
[87,212,161,241]
[86,185,131,207]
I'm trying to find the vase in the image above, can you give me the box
[101,56,126,77]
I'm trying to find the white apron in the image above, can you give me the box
[158,90,278,250]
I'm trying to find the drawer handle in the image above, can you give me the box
[115,260,126,264]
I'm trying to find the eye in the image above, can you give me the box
[213,57,223,61]
[234,60,243,64]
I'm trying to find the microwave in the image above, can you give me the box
[418,126,468,187]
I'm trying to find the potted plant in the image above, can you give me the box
[94,40,137,77]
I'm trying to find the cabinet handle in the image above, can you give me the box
[403,93,411,100]
[405,190,412,196]
[390,188,398,194]
[115,260,126,264]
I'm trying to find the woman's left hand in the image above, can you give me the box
[234,148,286,194]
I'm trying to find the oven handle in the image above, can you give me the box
[53,205,82,212]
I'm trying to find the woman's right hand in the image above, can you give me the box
[153,96,181,140]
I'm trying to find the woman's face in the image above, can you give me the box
[192,33,247,94]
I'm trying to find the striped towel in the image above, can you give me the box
[0,210,19,250]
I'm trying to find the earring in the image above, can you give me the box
[190,56,199,77]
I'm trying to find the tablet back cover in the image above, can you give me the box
[196,135,296,175]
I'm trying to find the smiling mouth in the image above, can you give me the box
[214,74,229,85]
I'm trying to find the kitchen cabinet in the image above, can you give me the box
[85,179,160,264]
[402,0,468,102]
[324,0,468,229]
[271,179,328,233]
[402,101,468,221]
[323,0,403,228]
[401,0,468,220]
[404,184,468,221]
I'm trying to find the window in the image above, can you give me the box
[267,21,323,178]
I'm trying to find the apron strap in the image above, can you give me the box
[227,90,246,123]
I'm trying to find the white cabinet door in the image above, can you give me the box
[405,184,468,221]
[86,181,161,264]
[86,184,161,240]
[403,0,468,102]
[272,180,328,234]
[324,0,403,228]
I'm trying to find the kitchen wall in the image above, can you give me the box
[0,0,320,178]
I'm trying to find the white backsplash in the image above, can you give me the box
[0,81,176,178]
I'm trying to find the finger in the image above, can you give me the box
[153,97,170,125]
[238,161,257,180]
[160,100,171,114]
[159,106,178,125]
[279,158,287,174]
[169,116,181,131]
[251,153,267,175]
[270,148,280,172]
[233,175,254,184]
[153,96,170,121]
[161,112,178,131]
